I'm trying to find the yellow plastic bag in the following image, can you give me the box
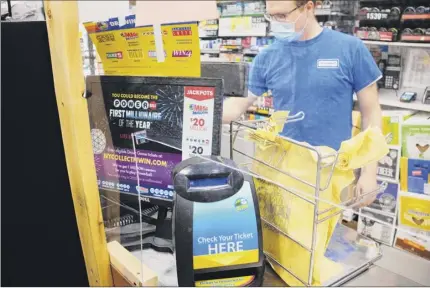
[247,111,388,286]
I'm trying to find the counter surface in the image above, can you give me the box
[262,244,429,287]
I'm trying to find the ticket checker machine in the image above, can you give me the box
[172,156,264,287]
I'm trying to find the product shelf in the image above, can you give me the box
[400,35,430,43]
[243,49,259,55]
[315,8,352,17]
[401,14,430,21]
[363,40,430,48]
[200,49,221,54]
[353,88,430,113]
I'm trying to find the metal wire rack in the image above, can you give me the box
[229,114,384,286]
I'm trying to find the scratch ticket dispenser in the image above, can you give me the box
[172,156,264,287]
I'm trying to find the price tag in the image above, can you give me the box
[366,12,388,20]
[206,30,218,37]
[206,19,218,25]
[252,16,264,24]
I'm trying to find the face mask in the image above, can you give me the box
[270,12,308,42]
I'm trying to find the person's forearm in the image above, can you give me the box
[361,104,382,175]
[222,95,257,124]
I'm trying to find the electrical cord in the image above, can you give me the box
[1,0,12,20]
[6,0,11,17]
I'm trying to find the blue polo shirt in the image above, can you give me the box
[248,28,382,150]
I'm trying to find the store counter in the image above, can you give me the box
[133,222,429,287]
[261,233,430,287]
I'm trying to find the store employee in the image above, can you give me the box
[223,0,382,206]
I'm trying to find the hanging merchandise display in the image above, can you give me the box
[357,208,396,246]
[381,110,417,146]
[398,192,430,232]
[376,147,401,182]
[244,111,389,286]
[396,192,430,261]
[401,112,430,160]
[394,226,430,261]
[367,179,399,215]
[400,157,430,195]
[83,18,201,77]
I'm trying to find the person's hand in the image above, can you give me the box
[355,170,378,208]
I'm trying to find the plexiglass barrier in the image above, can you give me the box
[85,75,430,287]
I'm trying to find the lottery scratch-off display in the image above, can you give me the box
[83,15,201,77]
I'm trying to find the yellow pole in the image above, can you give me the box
[44,1,112,286]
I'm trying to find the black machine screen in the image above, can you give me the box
[189,177,229,189]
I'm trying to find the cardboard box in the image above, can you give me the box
[358,208,396,246]
[398,191,430,232]
[368,179,399,215]
[394,225,430,261]
[382,110,416,146]
[401,112,430,160]
[400,157,430,195]
[377,146,400,181]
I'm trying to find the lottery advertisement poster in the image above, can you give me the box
[86,76,223,202]
[83,16,201,77]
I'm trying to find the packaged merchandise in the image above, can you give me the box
[200,39,222,50]
[255,114,268,120]
[382,110,416,146]
[377,146,400,181]
[219,52,243,62]
[400,157,430,195]
[368,179,398,215]
[198,20,219,38]
[243,1,265,15]
[394,225,430,261]
[342,210,355,222]
[220,1,243,16]
[358,208,396,246]
[401,113,430,160]
[398,191,430,232]
[247,112,388,286]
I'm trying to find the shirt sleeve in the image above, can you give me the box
[248,53,268,96]
[352,40,382,93]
